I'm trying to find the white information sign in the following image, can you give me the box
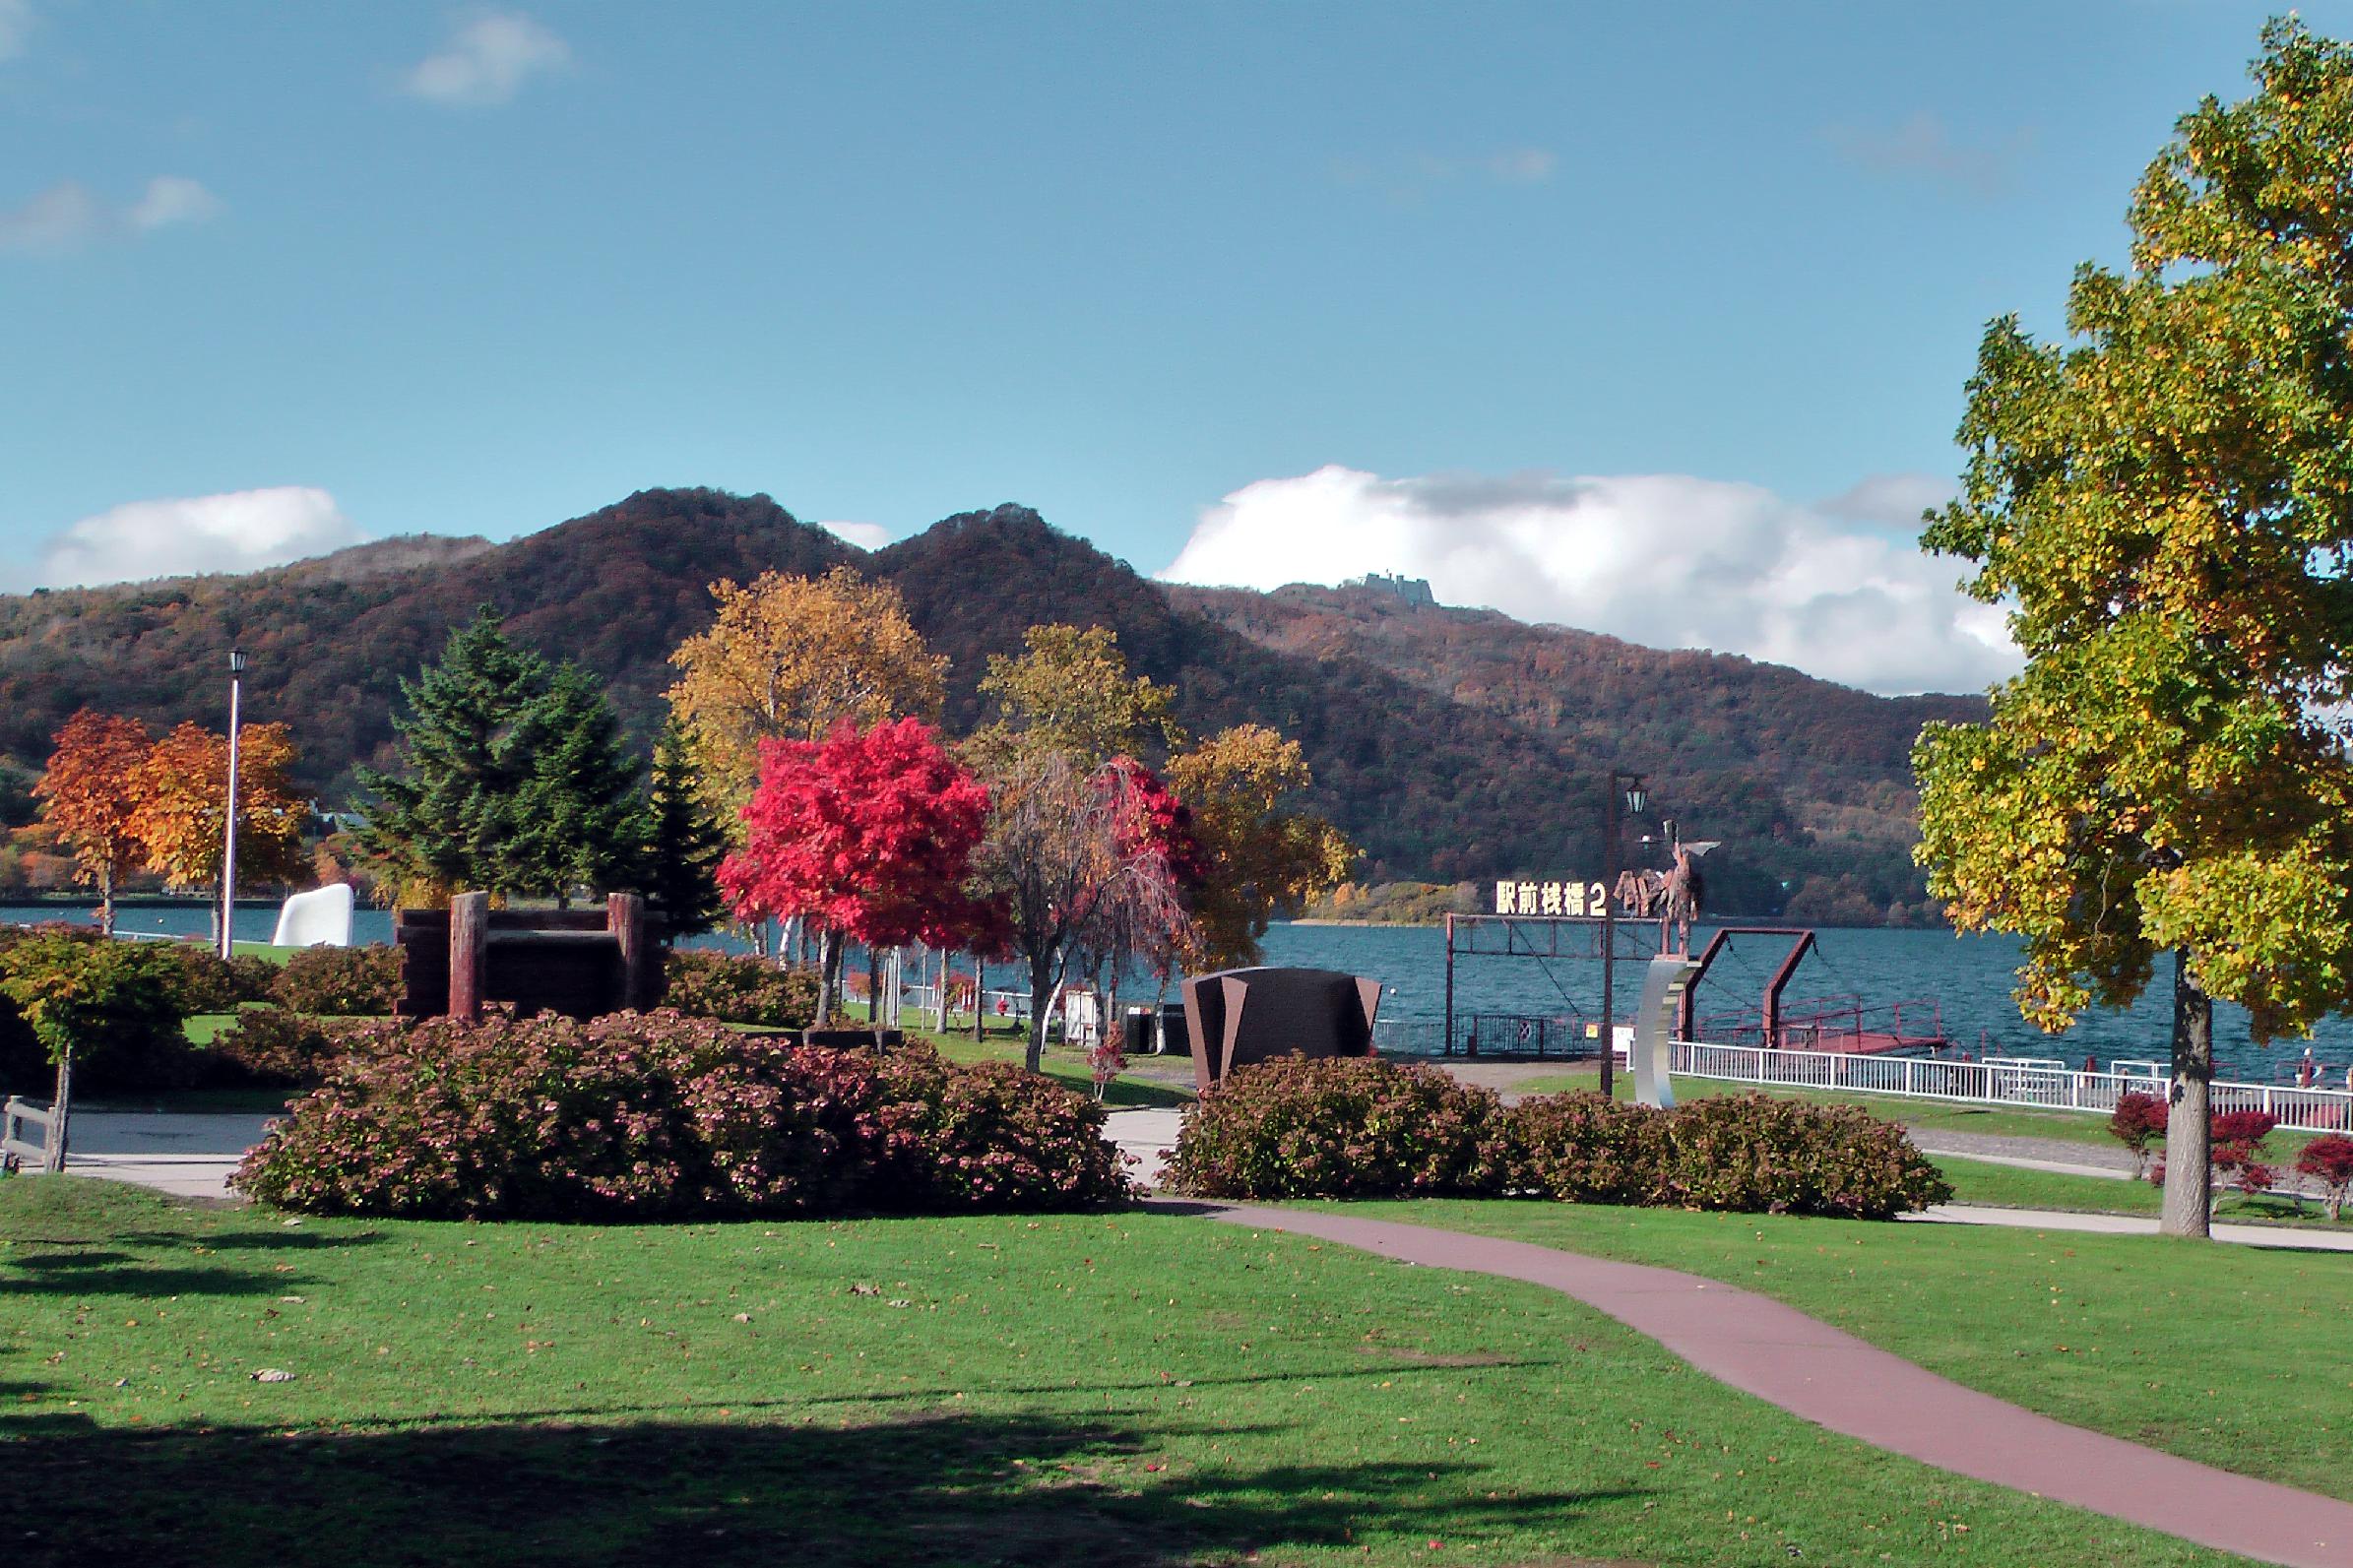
[1494,878,1607,917]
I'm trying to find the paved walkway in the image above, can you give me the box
[1173,1200,2353,1568]
[1913,1202,2353,1252]
[53,1112,273,1201]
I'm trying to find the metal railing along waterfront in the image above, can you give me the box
[1667,1039,2353,1130]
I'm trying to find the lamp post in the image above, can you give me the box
[220,648,246,960]
[1598,770,1647,1097]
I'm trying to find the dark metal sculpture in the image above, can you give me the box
[1180,967,1383,1093]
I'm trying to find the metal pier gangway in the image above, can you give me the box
[1407,918,1949,1062]
[1677,926,1950,1055]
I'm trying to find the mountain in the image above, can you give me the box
[0,487,1981,920]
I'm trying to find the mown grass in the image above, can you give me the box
[0,1176,2252,1568]
[1337,1196,2353,1506]
[1933,1155,2350,1231]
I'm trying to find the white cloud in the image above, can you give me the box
[819,520,891,551]
[127,175,223,231]
[1817,471,1954,531]
[0,0,35,62]
[1159,466,2019,696]
[0,175,222,254]
[1824,112,2033,199]
[403,12,570,106]
[37,487,366,589]
[1333,147,1558,201]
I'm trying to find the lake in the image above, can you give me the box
[4,902,2334,1086]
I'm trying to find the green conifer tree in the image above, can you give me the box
[361,608,648,905]
[502,664,650,906]
[644,720,728,942]
[359,607,549,904]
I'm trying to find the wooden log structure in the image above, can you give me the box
[398,893,653,1022]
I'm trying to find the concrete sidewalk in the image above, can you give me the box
[1914,1202,2353,1252]
[1184,1200,2353,1568]
[54,1112,277,1201]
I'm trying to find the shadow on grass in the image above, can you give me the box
[0,1411,1626,1568]
[0,1226,380,1300]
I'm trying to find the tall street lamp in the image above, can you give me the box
[1598,770,1648,1098]
[220,648,246,960]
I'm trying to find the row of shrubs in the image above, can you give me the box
[1162,1056,1952,1220]
[0,929,825,1097]
[232,1012,1131,1220]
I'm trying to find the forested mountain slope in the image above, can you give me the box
[0,488,1980,919]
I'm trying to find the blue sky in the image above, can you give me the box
[5,2,2343,691]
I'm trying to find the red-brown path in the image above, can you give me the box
[1161,1201,2353,1568]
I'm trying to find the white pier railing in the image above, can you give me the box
[1668,1039,2353,1130]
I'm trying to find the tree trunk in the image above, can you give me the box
[973,957,986,1043]
[865,945,883,1029]
[45,1048,72,1175]
[814,928,844,1026]
[2159,947,2215,1239]
[780,916,798,970]
[1025,952,1054,1073]
[98,864,116,938]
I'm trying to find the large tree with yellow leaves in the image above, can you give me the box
[666,566,947,822]
[1915,19,2353,1238]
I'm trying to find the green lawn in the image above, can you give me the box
[1336,1196,2353,1506]
[1933,1155,2349,1231]
[0,1176,2250,1568]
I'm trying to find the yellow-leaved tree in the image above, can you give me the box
[125,721,307,940]
[666,566,947,821]
[1167,723,1356,972]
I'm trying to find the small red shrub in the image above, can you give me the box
[2295,1134,2353,1221]
[2107,1092,2168,1176]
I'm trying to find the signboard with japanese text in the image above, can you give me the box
[1494,878,1608,917]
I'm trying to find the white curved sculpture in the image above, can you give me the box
[1633,955,1703,1109]
[272,883,354,949]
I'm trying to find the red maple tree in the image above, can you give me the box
[719,718,995,1023]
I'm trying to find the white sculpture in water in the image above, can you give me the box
[272,883,354,948]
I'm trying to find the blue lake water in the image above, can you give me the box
[6,903,2335,1086]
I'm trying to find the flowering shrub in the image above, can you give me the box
[1163,1059,1948,1219]
[1162,1055,1510,1200]
[1658,1095,1951,1219]
[874,1053,1132,1211]
[2294,1134,2353,1221]
[1506,1092,1668,1205]
[208,1008,373,1087]
[271,944,404,1016]
[660,950,820,1029]
[231,1012,1130,1220]
[2107,1091,2169,1177]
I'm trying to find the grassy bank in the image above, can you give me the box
[1337,1196,2353,1505]
[0,1176,2250,1567]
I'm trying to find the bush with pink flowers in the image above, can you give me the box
[1164,1058,1948,1219]
[231,1010,1130,1219]
[1160,1055,1510,1200]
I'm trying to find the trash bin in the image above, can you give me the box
[1122,1006,1156,1053]
[1157,1002,1191,1055]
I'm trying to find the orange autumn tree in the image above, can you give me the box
[126,721,307,939]
[32,710,152,935]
